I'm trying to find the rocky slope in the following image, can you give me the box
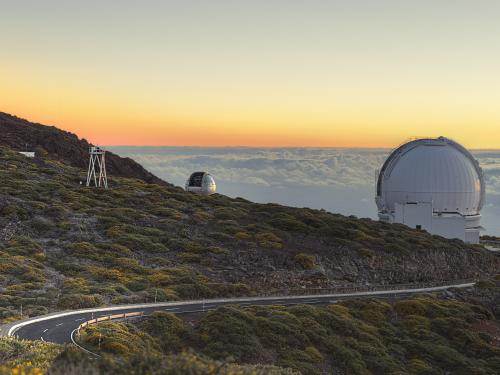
[0,144,499,324]
[0,112,166,185]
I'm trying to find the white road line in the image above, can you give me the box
[70,329,100,358]
[40,336,45,342]
[176,309,205,314]
[43,329,48,333]
[56,323,63,327]
[75,318,85,322]
[7,281,476,340]
[164,307,180,311]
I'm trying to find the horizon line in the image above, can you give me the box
[104,144,500,151]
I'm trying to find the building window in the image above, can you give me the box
[416,225,422,230]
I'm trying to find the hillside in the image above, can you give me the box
[0,112,166,185]
[3,280,499,374]
[77,284,500,375]
[0,144,499,324]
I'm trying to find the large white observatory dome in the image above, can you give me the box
[376,137,485,243]
[185,172,216,195]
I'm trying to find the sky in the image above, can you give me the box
[1,1,500,147]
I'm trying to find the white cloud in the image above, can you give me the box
[115,147,388,190]
[112,147,500,195]
[110,147,500,235]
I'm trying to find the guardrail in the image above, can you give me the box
[4,278,480,339]
[259,278,477,297]
[76,311,144,335]
[72,311,145,356]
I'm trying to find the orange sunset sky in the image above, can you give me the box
[1,1,500,148]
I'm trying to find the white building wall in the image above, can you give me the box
[383,202,480,243]
[394,202,433,231]
[465,230,480,244]
[431,215,466,241]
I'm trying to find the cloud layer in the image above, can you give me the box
[111,147,390,188]
[110,147,500,235]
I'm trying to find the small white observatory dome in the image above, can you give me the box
[185,172,216,195]
[376,137,485,243]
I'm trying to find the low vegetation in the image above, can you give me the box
[0,146,499,324]
[0,337,62,373]
[1,117,499,374]
[75,285,500,375]
[3,280,499,374]
[0,343,296,375]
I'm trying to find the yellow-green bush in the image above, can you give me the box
[293,253,316,270]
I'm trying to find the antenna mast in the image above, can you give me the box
[86,146,108,188]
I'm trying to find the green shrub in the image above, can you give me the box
[58,294,103,309]
[255,232,283,249]
[293,253,316,270]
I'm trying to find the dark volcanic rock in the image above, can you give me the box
[0,112,167,185]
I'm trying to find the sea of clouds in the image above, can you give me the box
[110,147,500,235]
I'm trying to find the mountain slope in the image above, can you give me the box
[0,144,498,324]
[0,112,166,185]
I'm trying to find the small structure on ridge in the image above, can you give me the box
[185,172,216,195]
[86,146,108,188]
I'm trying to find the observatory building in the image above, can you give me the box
[185,172,216,195]
[376,137,484,244]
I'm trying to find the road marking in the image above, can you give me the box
[56,323,63,327]
[43,329,48,333]
[74,318,85,322]
[7,282,477,343]
[71,328,100,358]
[40,336,45,342]
[164,307,180,311]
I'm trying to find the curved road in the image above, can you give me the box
[3,282,474,344]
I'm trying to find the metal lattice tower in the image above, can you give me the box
[86,146,108,188]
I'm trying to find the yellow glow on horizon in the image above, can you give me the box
[2,1,500,150]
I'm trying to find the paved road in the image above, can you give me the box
[6,282,474,345]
